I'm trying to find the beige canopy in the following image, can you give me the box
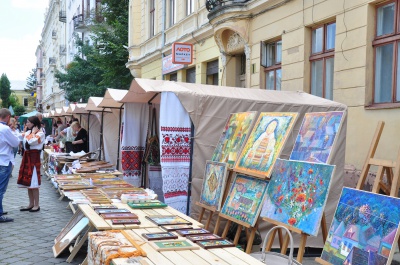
[119,78,347,247]
[99,88,128,108]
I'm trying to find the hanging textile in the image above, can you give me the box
[159,92,191,213]
[121,103,149,187]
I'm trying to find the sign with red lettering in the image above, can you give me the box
[172,42,193,64]
[162,54,185,75]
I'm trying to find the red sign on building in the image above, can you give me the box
[172,42,193,64]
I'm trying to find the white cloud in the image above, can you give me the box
[11,0,48,9]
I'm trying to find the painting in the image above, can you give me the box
[186,234,221,242]
[234,112,298,179]
[220,174,269,227]
[92,205,118,210]
[199,161,228,211]
[176,228,211,237]
[95,209,130,214]
[260,159,334,236]
[161,224,193,231]
[145,215,192,226]
[142,232,178,241]
[289,111,344,163]
[196,239,235,249]
[101,213,138,219]
[148,240,200,251]
[319,188,400,265]
[112,219,141,225]
[343,247,388,265]
[127,200,167,209]
[211,112,257,168]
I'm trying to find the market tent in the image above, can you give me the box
[120,78,347,248]
[19,110,52,135]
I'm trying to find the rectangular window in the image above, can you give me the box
[149,0,155,37]
[169,0,176,27]
[23,97,28,107]
[187,0,194,15]
[373,1,400,104]
[186,67,196,83]
[207,60,219,85]
[310,22,336,100]
[262,40,282,90]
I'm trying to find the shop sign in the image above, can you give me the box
[162,54,184,75]
[172,42,193,64]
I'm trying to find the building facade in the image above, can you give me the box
[126,0,400,171]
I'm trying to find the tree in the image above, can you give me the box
[14,105,26,116]
[8,92,19,108]
[25,69,37,93]
[0,74,11,108]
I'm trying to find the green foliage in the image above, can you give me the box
[8,92,19,108]
[14,105,26,116]
[0,73,11,108]
[25,69,37,93]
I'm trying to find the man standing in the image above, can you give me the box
[0,108,19,222]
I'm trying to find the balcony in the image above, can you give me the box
[73,14,88,32]
[49,57,56,66]
[59,10,66,23]
[36,62,43,69]
[60,45,66,55]
[52,30,57,39]
[40,73,45,79]
[206,0,251,19]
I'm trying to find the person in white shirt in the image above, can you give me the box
[17,116,45,213]
[0,108,19,222]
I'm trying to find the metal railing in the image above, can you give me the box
[59,10,66,23]
[49,57,56,65]
[205,0,251,12]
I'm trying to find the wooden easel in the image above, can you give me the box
[212,169,234,234]
[195,201,216,230]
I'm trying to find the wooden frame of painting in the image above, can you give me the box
[54,209,85,243]
[95,209,130,214]
[142,232,178,241]
[112,219,141,225]
[198,161,228,211]
[148,240,200,251]
[234,112,298,179]
[92,205,118,210]
[127,200,167,209]
[145,215,192,226]
[101,213,138,219]
[196,239,235,249]
[160,224,193,231]
[186,234,221,242]
[220,174,269,227]
[289,111,344,164]
[211,111,258,169]
[175,228,211,237]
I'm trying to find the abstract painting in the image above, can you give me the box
[212,112,257,168]
[289,111,344,164]
[319,188,400,265]
[220,174,269,227]
[145,215,192,226]
[148,240,199,251]
[196,239,235,249]
[199,161,228,211]
[234,112,298,179]
[260,159,335,236]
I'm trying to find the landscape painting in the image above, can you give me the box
[319,188,400,265]
[289,111,344,164]
[220,174,269,227]
[199,161,228,211]
[211,112,257,168]
[234,112,298,179]
[260,159,335,236]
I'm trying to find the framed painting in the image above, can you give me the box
[95,209,130,214]
[196,239,235,249]
[319,188,400,265]
[220,174,269,227]
[92,205,118,210]
[127,200,167,209]
[186,234,221,242]
[234,112,298,179]
[112,219,141,225]
[148,240,200,251]
[142,232,178,241]
[199,161,228,211]
[54,209,85,243]
[289,111,344,164]
[145,215,192,226]
[175,228,210,237]
[260,159,334,236]
[101,213,138,219]
[211,112,257,168]
[161,224,193,231]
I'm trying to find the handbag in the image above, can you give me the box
[250,226,302,265]
[144,107,160,166]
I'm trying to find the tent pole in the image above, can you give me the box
[87,111,91,153]
[99,109,105,160]
[116,104,124,170]
[186,121,195,216]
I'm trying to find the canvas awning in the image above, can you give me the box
[98,88,128,108]
[67,103,88,114]
[85,97,111,112]
[60,106,70,116]
[52,108,63,117]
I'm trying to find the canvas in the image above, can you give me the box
[220,174,269,227]
[319,188,400,265]
[142,232,178,241]
[111,219,141,225]
[145,215,192,226]
[161,224,193,231]
[127,200,167,209]
[101,213,138,219]
[186,234,221,242]
[211,112,257,168]
[289,111,344,163]
[176,228,210,237]
[234,112,298,179]
[260,159,334,236]
[199,161,228,211]
[148,240,199,251]
[196,239,235,249]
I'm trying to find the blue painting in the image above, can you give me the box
[260,159,335,236]
[199,161,228,211]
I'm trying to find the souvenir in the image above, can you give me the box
[148,240,199,251]
[145,215,192,226]
[142,232,178,241]
[196,239,235,249]
[176,228,210,237]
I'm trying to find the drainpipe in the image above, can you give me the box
[161,0,166,80]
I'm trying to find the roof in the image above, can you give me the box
[366,235,381,248]
[10,80,26,91]
[382,228,397,244]
[98,88,128,108]
[67,103,88,114]
[85,97,111,112]
[334,221,346,237]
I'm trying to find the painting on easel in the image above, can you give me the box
[220,174,269,227]
[319,188,400,265]
[234,112,298,179]
[289,111,344,164]
[199,161,228,211]
[211,112,257,168]
[260,159,335,236]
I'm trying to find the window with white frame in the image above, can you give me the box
[23,97,28,107]
[187,0,194,15]
[261,39,282,90]
[149,0,155,37]
[169,0,176,27]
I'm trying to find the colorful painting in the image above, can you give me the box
[199,161,228,211]
[127,200,168,209]
[186,234,221,242]
[212,112,257,168]
[176,228,210,237]
[95,209,130,214]
[142,232,178,241]
[260,159,334,236]
[161,224,193,231]
[196,239,235,249]
[145,215,192,226]
[111,219,141,225]
[220,174,269,227]
[319,188,400,265]
[148,240,199,251]
[234,112,298,179]
[289,111,344,163]
[101,213,138,219]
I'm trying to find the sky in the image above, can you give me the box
[0,0,48,85]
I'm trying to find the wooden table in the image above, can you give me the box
[111,227,265,265]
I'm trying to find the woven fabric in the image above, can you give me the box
[17,150,41,188]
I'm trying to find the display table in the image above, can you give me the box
[110,228,265,265]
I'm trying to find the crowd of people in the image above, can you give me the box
[0,109,88,223]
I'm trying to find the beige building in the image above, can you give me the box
[10,80,36,113]
[127,0,400,172]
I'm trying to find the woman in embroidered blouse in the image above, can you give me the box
[17,116,45,212]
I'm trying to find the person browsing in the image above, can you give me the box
[70,121,88,153]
